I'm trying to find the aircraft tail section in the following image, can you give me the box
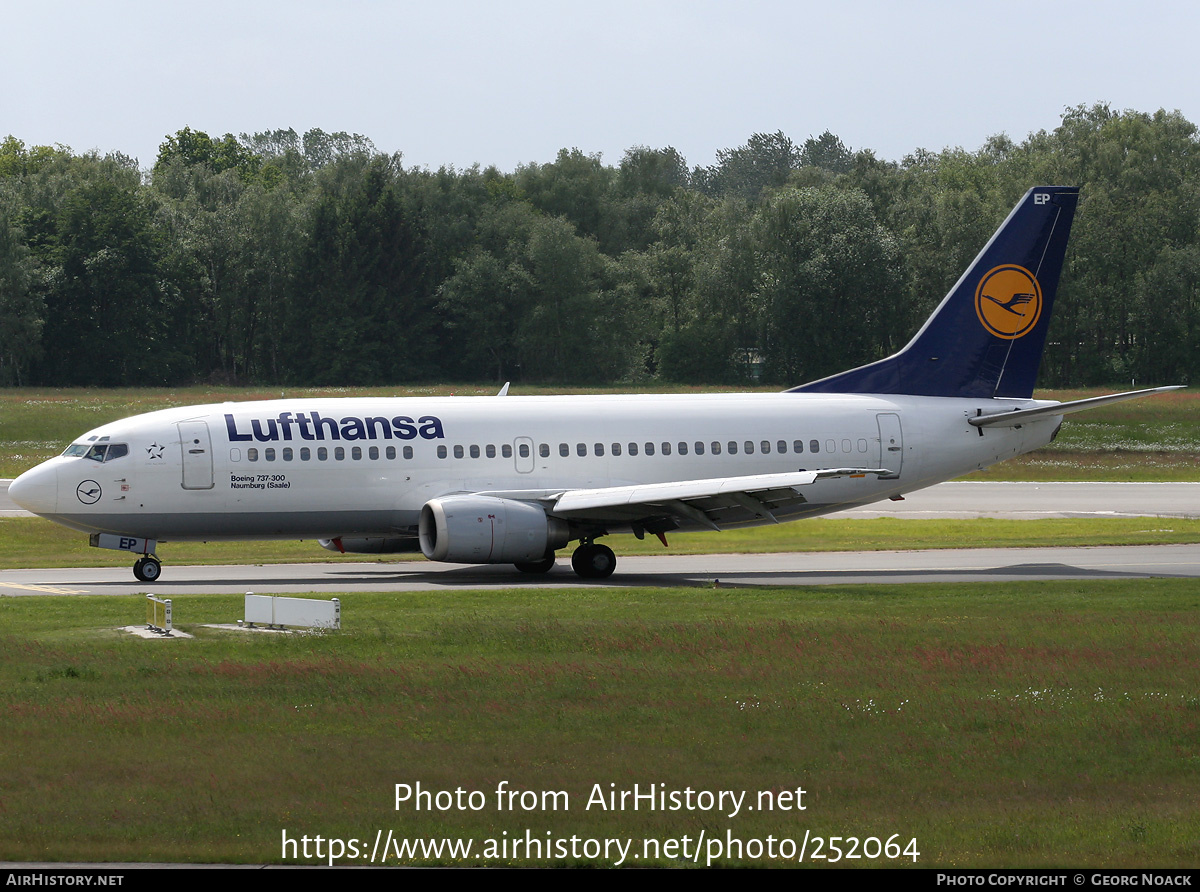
[791,186,1079,399]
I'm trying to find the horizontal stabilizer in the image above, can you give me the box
[968,386,1183,427]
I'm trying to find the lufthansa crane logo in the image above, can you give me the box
[76,480,102,504]
[975,264,1043,339]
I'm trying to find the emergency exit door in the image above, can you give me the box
[178,421,215,490]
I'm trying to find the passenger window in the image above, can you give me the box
[437,445,447,459]
[247,448,259,462]
[744,441,754,455]
[628,442,639,456]
[678,442,688,455]
[502,444,512,458]
[283,447,294,461]
[644,442,655,456]
[810,440,820,453]
[518,443,529,458]
[454,445,464,459]
[612,443,622,456]
[695,441,705,455]
[335,447,346,461]
[301,447,311,461]
[711,441,721,455]
[728,441,738,455]
[486,445,496,458]
[577,443,587,457]
[595,443,605,456]
[403,446,413,460]
[263,447,274,461]
[539,444,549,458]
[560,443,570,457]
[761,440,771,454]
[318,447,328,461]
[352,447,362,460]
[470,445,481,458]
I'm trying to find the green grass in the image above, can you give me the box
[1,385,1196,480]
[3,515,1200,570]
[2,580,1199,867]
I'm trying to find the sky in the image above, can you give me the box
[4,0,1198,173]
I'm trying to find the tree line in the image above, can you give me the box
[0,103,1197,389]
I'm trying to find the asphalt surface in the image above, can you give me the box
[2,544,1198,595]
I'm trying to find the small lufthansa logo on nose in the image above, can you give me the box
[76,480,102,504]
[975,264,1043,339]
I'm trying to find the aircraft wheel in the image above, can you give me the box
[515,553,556,574]
[571,543,616,579]
[133,556,162,583]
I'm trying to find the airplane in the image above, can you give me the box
[8,186,1180,582]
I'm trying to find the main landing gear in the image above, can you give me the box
[514,553,557,574]
[133,555,162,583]
[512,540,618,579]
[570,541,616,579]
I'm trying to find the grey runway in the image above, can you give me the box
[1,544,1198,596]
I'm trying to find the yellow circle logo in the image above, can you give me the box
[975,265,1042,339]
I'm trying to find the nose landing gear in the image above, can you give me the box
[133,555,162,583]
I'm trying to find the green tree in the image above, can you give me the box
[0,193,40,383]
[283,159,433,384]
[154,127,263,183]
[34,156,183,384]
[800,130,853,174]
[753,186,903,384]
[515,148,615,245]
[694,131,801,200]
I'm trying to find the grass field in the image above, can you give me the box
[2,580,1198,867]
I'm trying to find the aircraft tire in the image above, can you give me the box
[133,556,162,583]
[571,543,616,579]
[515,554,556,574]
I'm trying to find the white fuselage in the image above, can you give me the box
[10,392,1060,542]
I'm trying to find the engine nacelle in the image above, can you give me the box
[318,537,421,554]
[419,495,568,564]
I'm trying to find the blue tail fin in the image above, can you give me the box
[790,186,1079,399]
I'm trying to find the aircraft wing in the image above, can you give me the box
[536,468,893,531]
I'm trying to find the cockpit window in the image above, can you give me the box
[62,443,128,462]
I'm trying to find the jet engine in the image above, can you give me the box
[419,495,568,564]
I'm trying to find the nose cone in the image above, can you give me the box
[9,462,58,515]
